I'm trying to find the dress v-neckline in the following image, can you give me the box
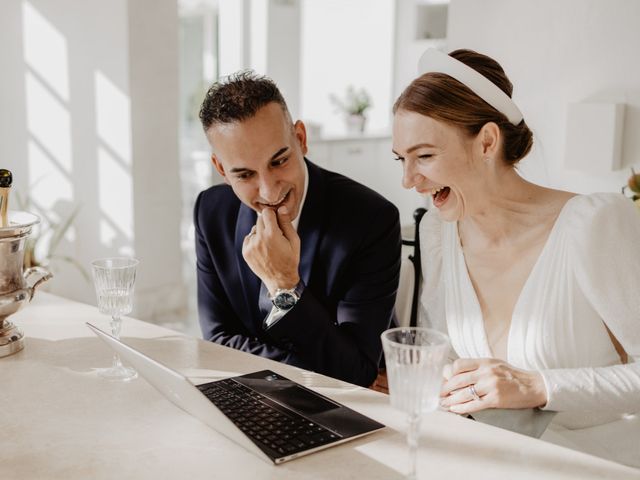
[452,196,579,362]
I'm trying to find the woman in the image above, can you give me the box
[392,48,640,467]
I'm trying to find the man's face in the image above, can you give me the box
[207,102,308,217]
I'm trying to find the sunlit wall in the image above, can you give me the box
[0,0,185,322]
[300,0,394,135]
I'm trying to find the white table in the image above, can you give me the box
[2,293,638,479]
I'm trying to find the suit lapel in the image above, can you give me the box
[297,160,326,286]
[234,204,260,322]
[233,160,325,323]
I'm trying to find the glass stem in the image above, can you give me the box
[407,413,421,480]
[110,315,123,370]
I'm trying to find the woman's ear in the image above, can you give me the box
[477,122,501,158]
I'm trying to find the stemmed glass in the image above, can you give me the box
[91,257,139,381]
[381,327,450,480]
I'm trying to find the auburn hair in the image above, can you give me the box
[393,49,533,164]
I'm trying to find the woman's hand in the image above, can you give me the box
[440,358,547,414]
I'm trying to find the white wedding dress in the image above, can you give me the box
[419,192,640,468]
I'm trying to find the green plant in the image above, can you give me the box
[622,167,640,212]
[329,86,372,116]
[15,190,90,281]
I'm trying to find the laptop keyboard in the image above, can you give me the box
[198,378,341,458]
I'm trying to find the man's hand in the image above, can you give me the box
[242,206,301,294]
[439,358,547,414]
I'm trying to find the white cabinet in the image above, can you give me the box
[308,134,426,226]
[327,141,378,187]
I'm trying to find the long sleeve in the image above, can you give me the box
[539,194,640,413]
[265,201,401,387]
[418,208,447,334]
[194,191,306,367]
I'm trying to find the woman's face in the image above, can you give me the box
[392,109,480,222]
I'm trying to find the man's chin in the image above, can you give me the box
[286,196,301,217]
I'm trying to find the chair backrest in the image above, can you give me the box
[395,256,415,327]
[394,207,427,327]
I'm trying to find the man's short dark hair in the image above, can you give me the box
[199,71,290,131]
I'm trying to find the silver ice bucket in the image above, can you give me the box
[0,211,52,357]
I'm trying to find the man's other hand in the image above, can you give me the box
[242,206,301,294]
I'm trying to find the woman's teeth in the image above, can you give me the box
[431,186,446,196]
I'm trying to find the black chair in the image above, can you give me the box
[399,207,427,327]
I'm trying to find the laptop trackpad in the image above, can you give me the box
[237,371,378,436]
[267,385,340,415]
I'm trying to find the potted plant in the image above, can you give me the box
[329,86,372,134]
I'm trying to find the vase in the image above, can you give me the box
[345,114,366,134]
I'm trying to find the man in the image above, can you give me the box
[195,71,400,387]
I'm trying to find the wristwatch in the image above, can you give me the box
[270,280,305,311]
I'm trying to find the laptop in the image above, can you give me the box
[86,323,385,464]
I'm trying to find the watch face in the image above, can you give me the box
[273,291,297,310]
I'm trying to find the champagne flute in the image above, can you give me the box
[381,327,450,480]
[91,257,139,381]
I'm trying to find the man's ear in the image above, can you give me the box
[477,122,501,158]
[293,120,308,156]
[211,154,230,185]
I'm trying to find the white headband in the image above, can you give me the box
[417,49,523,126]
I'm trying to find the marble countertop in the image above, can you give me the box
[1,293,637,479]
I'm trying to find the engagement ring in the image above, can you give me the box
[469,384,481,401]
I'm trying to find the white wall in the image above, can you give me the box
[0,0,185,321]
[300,0,395,135]
[128,0,186,320]
[265,0,301,119]
[393,0,448,100]
[245,0,302,119]
[447,0,640,193]
[218,0,248,76]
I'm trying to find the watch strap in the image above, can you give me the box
[270,279,305,306]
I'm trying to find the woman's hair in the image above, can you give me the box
[393,49,533,165]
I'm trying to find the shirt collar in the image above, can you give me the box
[292,162,309,231]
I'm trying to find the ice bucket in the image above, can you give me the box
[0,211,52,357]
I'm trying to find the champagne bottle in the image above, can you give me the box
[0,169,12,227]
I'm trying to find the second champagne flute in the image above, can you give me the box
[91,257,139,381]
[381,327,450,480]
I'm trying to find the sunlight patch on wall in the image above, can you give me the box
[26,140,72,215]
[22,1,69,102]
[99,218,117,250]
[23,1,72,226]
[25,72,72,173]
[95,69,134,253]
[97,145,133,242]
[95,70,132,164]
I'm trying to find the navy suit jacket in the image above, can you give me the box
[194,160,401,387]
